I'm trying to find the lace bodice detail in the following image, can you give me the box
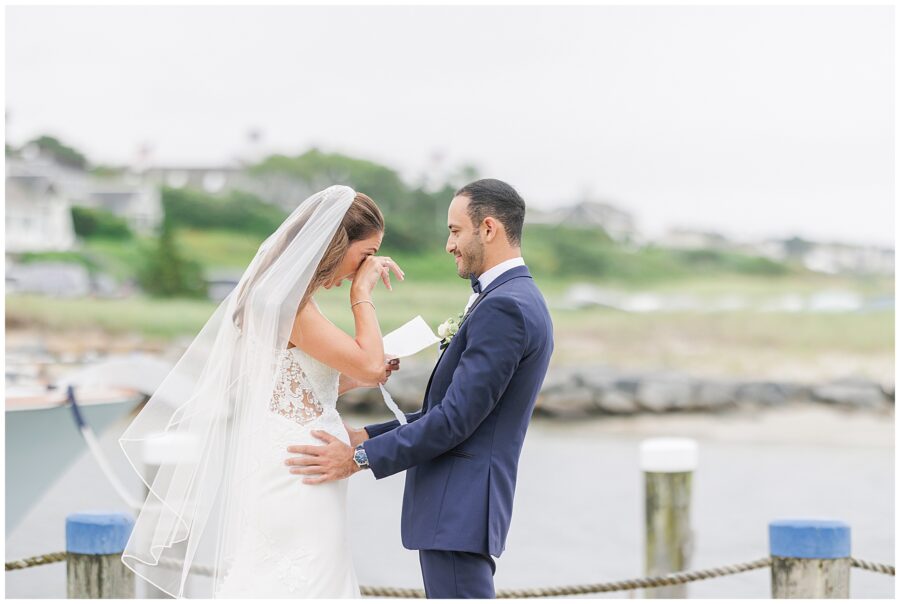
[269,346,339,426]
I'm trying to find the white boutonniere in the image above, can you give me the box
[437,313,464,350]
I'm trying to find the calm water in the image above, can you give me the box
[6,410,894,598]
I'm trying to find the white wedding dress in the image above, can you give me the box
[215,343,361,598]
[120,187,367,598]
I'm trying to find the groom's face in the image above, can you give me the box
[446,195,485,279]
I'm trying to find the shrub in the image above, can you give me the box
[71,206,133,239]
[137,217,207,298]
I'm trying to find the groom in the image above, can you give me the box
[287,178,554,598]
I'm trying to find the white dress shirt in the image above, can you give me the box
[463,257,526,315]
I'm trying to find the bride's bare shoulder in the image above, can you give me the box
[291,299,332,344]
[303,298,335,322]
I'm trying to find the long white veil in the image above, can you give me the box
[119,185,356,597]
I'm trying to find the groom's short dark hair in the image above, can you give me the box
[456,178,526,246]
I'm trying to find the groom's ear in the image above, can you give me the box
[482,216,503,244]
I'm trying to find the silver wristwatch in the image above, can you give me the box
[353,444,370,470]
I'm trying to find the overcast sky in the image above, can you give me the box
[6,5,894,246]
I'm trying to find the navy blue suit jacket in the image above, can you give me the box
[363,265,554,557]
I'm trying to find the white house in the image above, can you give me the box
[800,243,894,275]
[7,155,163,235]
[5,175,77,253]
[143,165,305,213]
[79,182,163,234]
[142,166,244,194]
[527,200,640,244]
[742,237,894,275]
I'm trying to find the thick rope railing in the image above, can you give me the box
[6,552,894,597]
[501,557,772,598]
[364,558,774,598]
[4,552,67,571]
[850,558,896,576]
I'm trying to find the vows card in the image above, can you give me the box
[382,315,441,359]
[379,316,440,426]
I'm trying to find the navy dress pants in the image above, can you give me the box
[418,549,496,598]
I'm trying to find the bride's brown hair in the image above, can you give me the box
[298,192,384,310]
[232,192,383,329]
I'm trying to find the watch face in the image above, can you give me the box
[354,447,368,467]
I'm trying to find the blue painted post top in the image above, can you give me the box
[66,512,135,555]
[769,519,851,559]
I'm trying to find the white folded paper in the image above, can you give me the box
[379,316,440,425]
[383,315,441,359]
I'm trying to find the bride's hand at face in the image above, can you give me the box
[350,255,405,296]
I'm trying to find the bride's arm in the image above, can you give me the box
[338,374,358,396]
[292,299,386,385]
[292,255,402,385]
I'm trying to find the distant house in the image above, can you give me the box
[143,165,309,213]
[747,237,894,275]
[78,182,163,234]
[142,166,245,194]
[527,200,639,244]
[800,242,894,275]
[5,174,77,253]
[657,228,732,250]
[7,155,163,235]
[740,239,788,262]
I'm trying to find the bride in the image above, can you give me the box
[119,186,404,598]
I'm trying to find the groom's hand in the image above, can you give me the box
[285,430,359,485]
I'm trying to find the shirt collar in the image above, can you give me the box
[478,257,525,291]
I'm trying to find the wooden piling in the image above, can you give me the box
[66,512,135,598]
[640,437,698,598]
[769,519,851,598]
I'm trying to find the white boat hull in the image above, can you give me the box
[6,389,143,532]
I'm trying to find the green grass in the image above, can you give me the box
[19,250,101,271]
[43,227,825,285]
[6,273,893,382]
[22,229,269,281]
[8,229,893,382]
[6,294,218,339]
[548,307,893,352]
[176,228,265,270]
[82,237,154,280]
[21,238,154,281]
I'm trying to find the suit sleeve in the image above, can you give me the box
[362,295,528,479]
[364,411,423,438]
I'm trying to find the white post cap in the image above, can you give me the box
[141,432,202,465]
[639,437,699,472]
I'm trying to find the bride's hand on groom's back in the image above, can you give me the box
[351,256,404,295]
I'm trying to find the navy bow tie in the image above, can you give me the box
[469,273,482,294]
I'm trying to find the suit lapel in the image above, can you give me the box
[460,292,486,324]
[460,265,531,325]
[421,265,533,411]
